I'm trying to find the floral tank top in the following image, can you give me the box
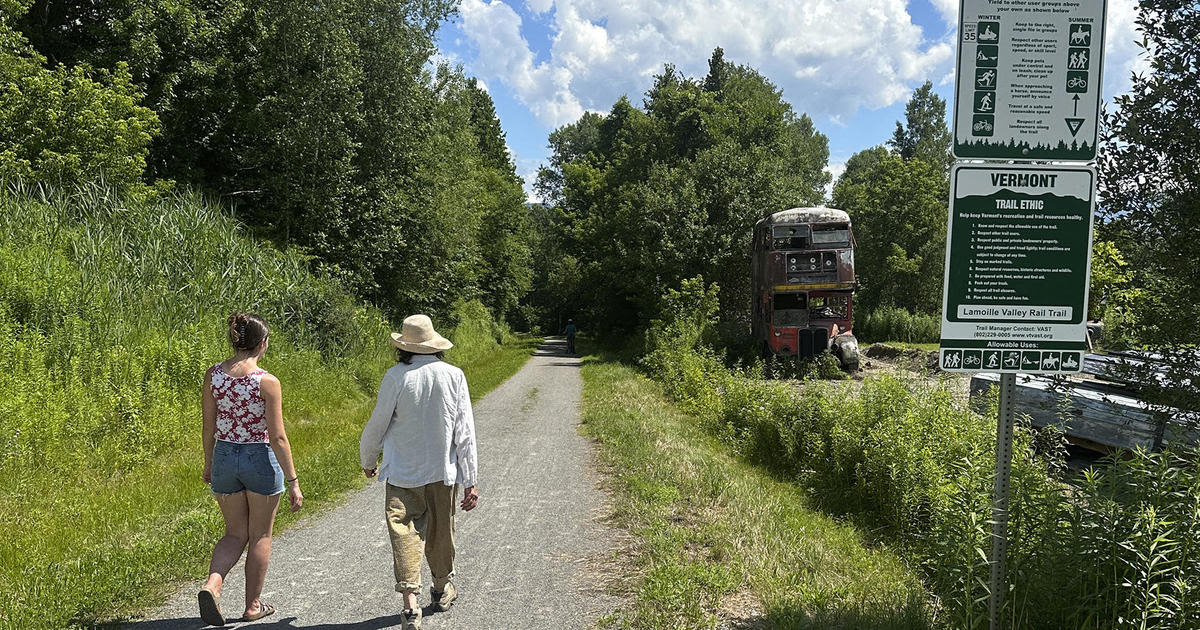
[211,363,270,443]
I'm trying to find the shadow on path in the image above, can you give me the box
[119,614,407,629]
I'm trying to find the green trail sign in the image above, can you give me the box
[953,0,1107,161]
[939,165,1096,373]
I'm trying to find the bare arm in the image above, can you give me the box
[201,366,217,484]
[261,374,303,511]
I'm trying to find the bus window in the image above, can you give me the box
[772,225,810,249]
[809,295,849,320]
[773,293,808,327]
[812,223,850,247]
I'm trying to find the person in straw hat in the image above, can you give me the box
[360,314,479,630]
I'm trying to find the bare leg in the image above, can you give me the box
[243,490,281,617]
[203,491,250,596]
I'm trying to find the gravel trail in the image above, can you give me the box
[126,338,618,630]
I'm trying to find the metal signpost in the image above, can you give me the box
[939,165,1098,629]
[946,1,1105,628]
[953,0,1107,161]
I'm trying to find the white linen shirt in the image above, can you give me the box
[359,354,478,489]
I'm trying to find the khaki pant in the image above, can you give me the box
[385,482,457,592]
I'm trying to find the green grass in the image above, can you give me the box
[876,341,940,352]
[641,281,1200,630]
[580,352,933,629]
[0,183,537,630]
[449,334,543,403]
[878,340,940,350]
[856,307,940,344]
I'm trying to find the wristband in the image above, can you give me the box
[286,475,299,483]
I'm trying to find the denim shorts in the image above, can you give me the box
[210,440,284,496]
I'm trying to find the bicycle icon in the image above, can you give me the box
[1066,70,1089,93]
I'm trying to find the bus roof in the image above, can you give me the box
[757,207,850,226]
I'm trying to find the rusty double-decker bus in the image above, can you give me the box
[751,207,860,370]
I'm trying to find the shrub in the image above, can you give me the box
[856,306,940,344]
[641,278,1200,629]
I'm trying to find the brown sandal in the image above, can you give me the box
[242,602,276,622]
[197,588,225,626]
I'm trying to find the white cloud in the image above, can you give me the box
[458,0,1150,148]
[824,161,847,198]
[929,0,959,29]
[459,0,585,127]
[1102,0,1151,100]
[457,0,956,129]
[504,143,545,203]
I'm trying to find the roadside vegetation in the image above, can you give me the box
[0,184,536,629]
[2,5,545,626]
[581,354,933,629]
[854,306,940,345]
[635,277,1200,629]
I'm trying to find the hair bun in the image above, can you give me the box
[227,311,269,351]
[228,312,248,346]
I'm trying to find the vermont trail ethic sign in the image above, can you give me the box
[939,165,1096,373]
[953,0,1108,161]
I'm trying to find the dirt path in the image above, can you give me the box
[127,339,618,630]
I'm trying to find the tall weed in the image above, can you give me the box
[857,306,940,343]
[0,181,394,627]
[641,278,1200,629]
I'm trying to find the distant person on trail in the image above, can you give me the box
[360,314,479,630]
[564,318,577,354]
[199,312,303,626]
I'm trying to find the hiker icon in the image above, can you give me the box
[943,351,962,369]
[1070,25,1091,46]
[1069,49,1089,70]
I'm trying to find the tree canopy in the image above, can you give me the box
[834,83,952,317]
[530,48,830,331]
[7,0,535,323]
[887,80,952,171]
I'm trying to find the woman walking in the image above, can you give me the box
[198,312,303,626]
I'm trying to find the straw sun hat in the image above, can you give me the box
[390,314,454,354]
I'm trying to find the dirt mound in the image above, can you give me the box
[864,343,940,371]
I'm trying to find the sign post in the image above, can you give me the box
[953,0,1107,161]
[946,1,1105,625]
[989,372,1016,627]
[939,164,1096,630]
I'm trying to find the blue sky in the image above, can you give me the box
[436,0,1146,201]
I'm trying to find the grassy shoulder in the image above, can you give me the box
[0,185,539,630]
[580,353,933,630]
